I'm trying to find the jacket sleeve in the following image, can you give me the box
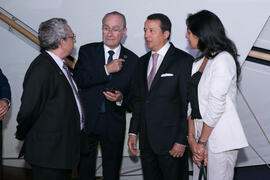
[16,64,50,140]
[0,68,11,101]
[176,55,193,145]
[128,63,142,134]
[203,53,236,127]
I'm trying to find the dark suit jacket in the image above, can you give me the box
[16,51,81,169]
[129,43,194,154]
[0,68,11,102]
[73,42,138,141]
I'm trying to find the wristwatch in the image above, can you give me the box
[198,140,207,146]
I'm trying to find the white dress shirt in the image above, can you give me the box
[147,42,170,76]
[104,44,121,75]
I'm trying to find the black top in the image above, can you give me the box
[188,71,202,119]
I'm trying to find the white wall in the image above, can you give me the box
[0,27,39,158]
[254,16,270,49]
[236,61,270,166]
[1,0,270,168]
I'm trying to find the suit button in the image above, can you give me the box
[146,100,150,104]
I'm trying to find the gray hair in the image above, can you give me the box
[38,18,69,50]
[102,11,126,28]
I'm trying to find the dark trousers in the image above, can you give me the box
[78,113,124,180]
[140,134,188,180]
[31,164,72,180]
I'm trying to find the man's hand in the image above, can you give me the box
[169,142,186,158]
[0,99,9,119]
[128,134,138,155]
[103,90,123,102]
[105,59,125,74]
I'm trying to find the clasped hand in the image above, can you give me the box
[189,140,208,167]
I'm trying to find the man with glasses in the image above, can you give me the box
[73,11,138,180]
[16,18,82,180]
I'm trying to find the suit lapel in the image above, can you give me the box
[149,44,175,91]
[142,52,151,92]
[43,51,65,77]
[43,52,81,117]
[118,44,129,74]
[98,42,106,66]
[119,44,128,61]
[43,52,74,90]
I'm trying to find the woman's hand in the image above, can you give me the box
[195,143,208,167]
[188,136,204,165]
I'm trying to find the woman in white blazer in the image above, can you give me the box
[185,10,248,180]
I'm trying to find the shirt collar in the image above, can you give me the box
[104,44,121,55]
[46,50,65,68]
[151,41,170,57]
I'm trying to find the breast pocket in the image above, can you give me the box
[155,76,177,96]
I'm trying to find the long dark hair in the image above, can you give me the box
[186,10,241,82]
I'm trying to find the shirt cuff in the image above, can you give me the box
[116,100,123,106]
[128,133,137,136]
[104,65,110,76]
[1,98,11,108]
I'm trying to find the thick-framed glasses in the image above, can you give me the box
[102,25,123,33]
[67,33,76,40]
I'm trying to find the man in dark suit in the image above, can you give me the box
[0,68,11,178]
[73,11,138,180]
[0,69,11,119]
[0,68,11,120]
[16,18,82,180]
[128,13,194,180]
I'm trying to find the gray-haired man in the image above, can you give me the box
[16,18,83,180]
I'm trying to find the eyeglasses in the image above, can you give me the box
[102,25,124,33]
[67,33,76,40]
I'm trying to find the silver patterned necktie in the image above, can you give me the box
[147,53,159,90]
[63,63,85,129]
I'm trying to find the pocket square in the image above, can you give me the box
[161,73,174,77]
